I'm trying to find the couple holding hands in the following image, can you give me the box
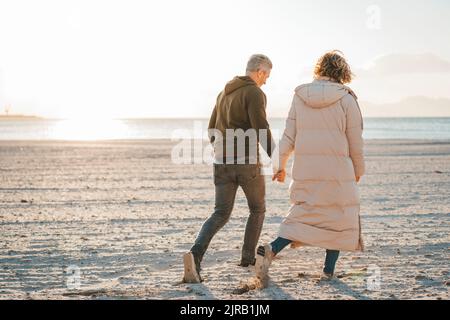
[183,51,365,287]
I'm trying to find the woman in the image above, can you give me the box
[255,51,365,286]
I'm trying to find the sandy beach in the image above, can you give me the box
[0,139,449,300]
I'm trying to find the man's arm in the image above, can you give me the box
[208,104,217,144]
[208,93,222,144]
[247,89,275,157]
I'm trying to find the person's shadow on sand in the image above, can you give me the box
[318,277,373,300]
[174,280,217,299]
[247,273,372,300]
[230,276,296,299]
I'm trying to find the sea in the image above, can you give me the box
[0,118,449,140]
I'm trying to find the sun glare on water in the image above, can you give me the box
[50,117,129,140]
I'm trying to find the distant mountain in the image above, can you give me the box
[360,96,450,117]
[271,96,450,118]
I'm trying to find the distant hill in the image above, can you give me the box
[271,96,450,118]
[360,97,450,118]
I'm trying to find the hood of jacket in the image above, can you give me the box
[224,76,257,95]
[295,79,355,109]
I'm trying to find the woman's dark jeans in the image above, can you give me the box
[270,237,340,275]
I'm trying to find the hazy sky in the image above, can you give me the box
[0,0,449,118]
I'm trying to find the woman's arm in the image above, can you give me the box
[343,94,365,179]
[275,95,297,173]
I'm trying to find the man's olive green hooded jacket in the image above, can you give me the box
[208,76,275,164]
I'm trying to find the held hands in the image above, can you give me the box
[272,170,360,184]
[272,169,286,183]
[272,172,360,183]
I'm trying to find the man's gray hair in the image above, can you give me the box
[246,54,273,73]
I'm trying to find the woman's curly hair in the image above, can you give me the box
[314,50,354,84]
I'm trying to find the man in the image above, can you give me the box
[183,54,275,283]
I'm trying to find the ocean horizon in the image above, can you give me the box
[0,117,450,141]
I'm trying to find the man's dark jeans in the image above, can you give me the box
[191,163,266,265]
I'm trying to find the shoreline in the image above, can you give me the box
[1,116,450,120]
[0,138,449,143]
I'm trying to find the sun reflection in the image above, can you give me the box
[50,118,129,140]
